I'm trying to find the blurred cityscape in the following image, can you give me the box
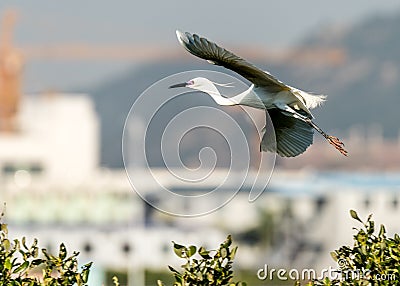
[1,5,400,286]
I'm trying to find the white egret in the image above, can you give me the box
[169,31,347,157]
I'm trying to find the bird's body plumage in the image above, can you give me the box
[172,30,347,157]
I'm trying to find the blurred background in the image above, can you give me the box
[1,1,400,285]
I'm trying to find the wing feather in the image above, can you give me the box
[261,109,314,157]
[176,31,289,93]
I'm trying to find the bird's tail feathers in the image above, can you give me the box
[306,93,327,109]
[302,92,327,109]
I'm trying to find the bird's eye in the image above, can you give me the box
[187,80,194,86]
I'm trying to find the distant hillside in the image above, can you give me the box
[292,11,400,136]
[88,11,400,168]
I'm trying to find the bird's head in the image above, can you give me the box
[169,77,209,91]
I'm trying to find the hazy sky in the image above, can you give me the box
[1,0,400,91]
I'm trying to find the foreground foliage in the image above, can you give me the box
[0,207,92,285]
[310,210,400,286]
[157,235,246,286]
[3,201,399,286]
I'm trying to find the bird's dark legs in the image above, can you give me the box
[306,119,348,156]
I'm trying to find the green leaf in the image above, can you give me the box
[59,243,67,260]
[112,276,120,286]
[220,247,228,258]
[1,223,8,234]
[3,238,11,251]
[31,258,45,266]
[368,221,375,234]
[173,241,186,258]
[32,246,39,258]
[180,262,189,270]
[350,210,362,223]
[187,246,196,258]
[81,262,92,283]
[13,261,29,274]
[230,246,238,260]
[14,239,20,251]
[221,235,232,248]
[199,247,211,259]
[330,251,337,261]
[4,258,12,270]
[168,265,180,275]
[42,248,52,260]
[21,236,29,250]
[379,224,386,237]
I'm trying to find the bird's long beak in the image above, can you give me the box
[169,82,187,89]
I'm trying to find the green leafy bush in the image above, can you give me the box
[0,207,92,285]
[311,210,400,286]
[157,235,246,286]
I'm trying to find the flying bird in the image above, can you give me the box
[169,30,347,157]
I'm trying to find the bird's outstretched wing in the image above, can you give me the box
[176,30,289,93]
[261,109,314,157]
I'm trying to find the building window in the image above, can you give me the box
[364,197,370,208]
[392,196,398,209]
[122,243,132,255]
[29,164,43,174]
[2,164,16,174]
[2,162,44,176]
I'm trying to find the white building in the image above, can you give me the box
[0,93,99,184]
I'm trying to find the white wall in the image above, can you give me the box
[0,93,99,184]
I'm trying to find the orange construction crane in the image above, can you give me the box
[0,9,23,133]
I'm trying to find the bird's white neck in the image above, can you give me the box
[233,85,266,109]
[195,82,261,108]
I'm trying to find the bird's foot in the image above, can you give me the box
[326,135,348,156]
